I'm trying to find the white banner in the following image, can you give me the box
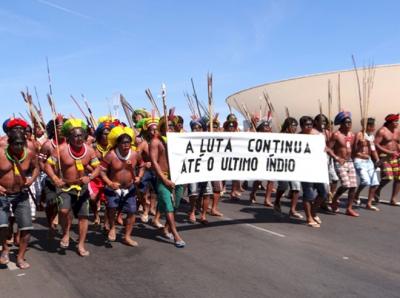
[167,132,329,185]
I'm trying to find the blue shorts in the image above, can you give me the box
[138,170,157,193]
[104,185,137,214]
[301,182,328,202]
[0,192,33,231]
[354,158,379,186]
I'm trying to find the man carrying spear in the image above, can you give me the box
[0,129,39,269]
[45,119,101,256]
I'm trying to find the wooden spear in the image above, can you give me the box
[207,73,213,132]
[47,94,63,179]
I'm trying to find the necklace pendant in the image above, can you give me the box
[126,160,132,165]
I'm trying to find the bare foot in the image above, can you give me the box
[345,209,360,217]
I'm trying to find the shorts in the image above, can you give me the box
[88,177,106,202]
[156,178,184,213]
[277,181,301,192]
[334,161,357,188]
[188,181,213,197]
[354,158,379,186]
[0,192,33,231]
[379,154,400,181]
[58,184,90,218]
[301,182,328,201]
[328,158,339,182]
[138,170,157,193]
[104,185,137,214]
[42,177,58,205]
[212,181,223,193]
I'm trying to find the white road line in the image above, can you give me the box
[223,217,286,238]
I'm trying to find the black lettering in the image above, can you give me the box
[225,139,232,152]
[200,139,206,153]
[304,142,311,154]
[294,141,302,153]
[185,141,194,153]
[248,139,255,152]
[181,161,187,173]
[207,157,214,170]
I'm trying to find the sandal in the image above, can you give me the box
[307,222,320,228]
[175,240,186,248]
[0,251,9,265]
[162,232,174,240]
[210,210,223,217]
[366,205,380,211]
[60,239,69,249]
[16,259,30,270]
[289,212,304,220]
[108,230,116,242]
[313,216,322,224]
[77,248,90,257]
[122,238,138,247]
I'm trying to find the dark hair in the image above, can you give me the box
[313,114,328,125]
[46,118,66,139]
[300,116,314,127]
[116,134,132,144]
[281,117,298,132]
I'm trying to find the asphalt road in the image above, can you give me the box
[1,183,399,298]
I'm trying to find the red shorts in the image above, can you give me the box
[89,178,106,202]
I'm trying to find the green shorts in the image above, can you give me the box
[156,178,183,213]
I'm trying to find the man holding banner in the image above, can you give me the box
[150,117,185,248]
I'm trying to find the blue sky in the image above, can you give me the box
[1,0,399,125]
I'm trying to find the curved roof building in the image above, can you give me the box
[226,64,400,130]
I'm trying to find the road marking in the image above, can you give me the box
[223,217,286,238]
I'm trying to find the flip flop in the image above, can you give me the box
[366,206,380,211]
[122,238,138,247]
[307,222,320,228]
[162,232,174,240]
[77,248,90,257]
[289,212,304,220]
[390,202,400,207]
[175,240,186,248]
[210,210,223,217]
[107,231,116,242]
[60,239,69,249]
[151,221,164,229]
[16,259,30,270]
[199,219,209,225]
[313,216,322,224]
[0,251,9,265]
